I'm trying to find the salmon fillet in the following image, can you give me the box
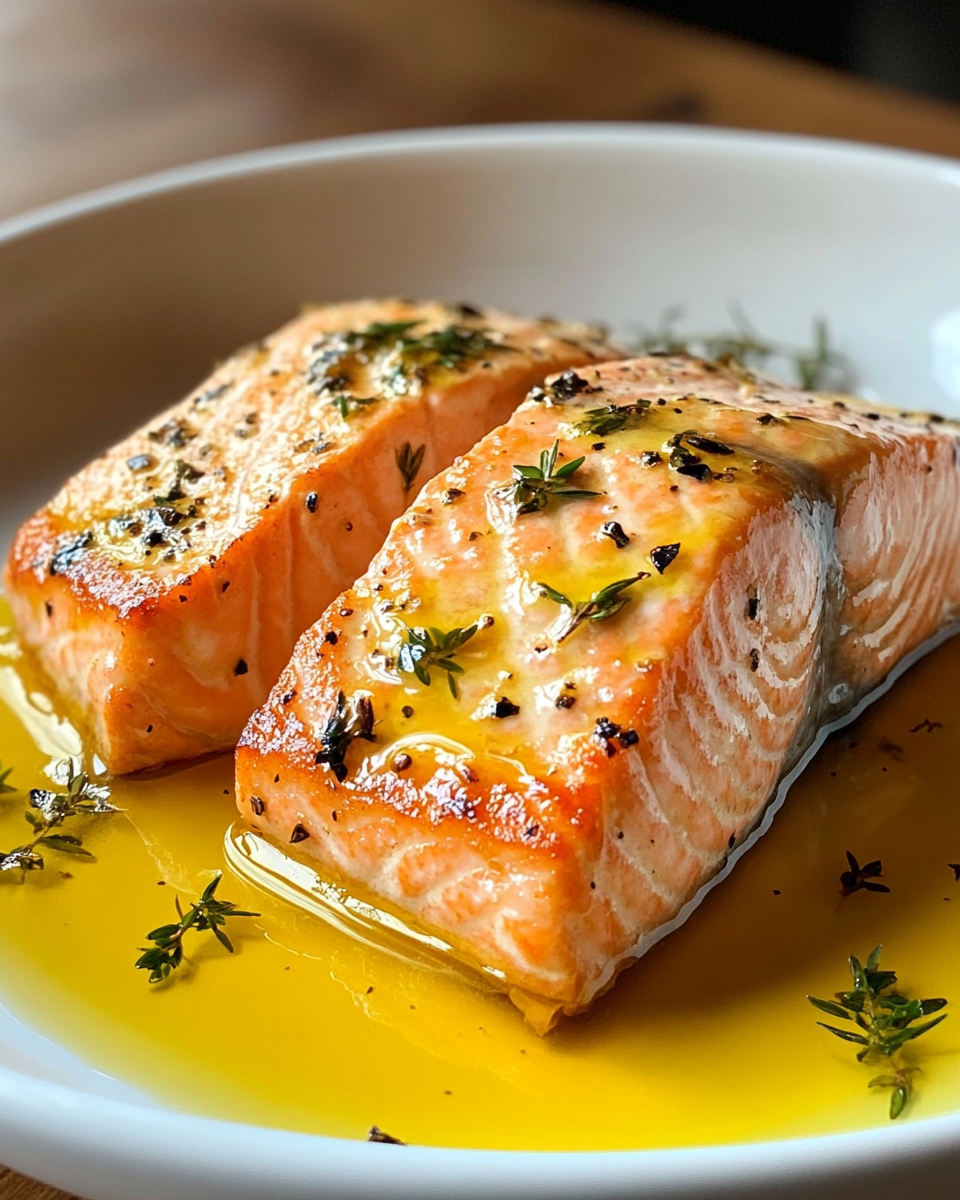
[235,354,960,1029]
[3,300,612,773]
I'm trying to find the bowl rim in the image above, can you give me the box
[0,121,957,1194]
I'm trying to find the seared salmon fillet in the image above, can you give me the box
[3,300,612,773]
[235,354,960,1027]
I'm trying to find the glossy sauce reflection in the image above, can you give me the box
[0,598,956,1150]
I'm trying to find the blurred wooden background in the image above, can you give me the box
[5,0,960,223]
[3,0,960,1197]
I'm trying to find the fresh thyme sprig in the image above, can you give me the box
[315,690,376,782]
[396,442,426,493]
[536,574,647,644]
[808,946,948,1119]
[633,307,854,392]
[135,873,260,984]
[0,762,15,797]
[398,622,483,698]
[496,439,602,516]
[0,760,115,879]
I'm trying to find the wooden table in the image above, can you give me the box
[3,1,960,1196]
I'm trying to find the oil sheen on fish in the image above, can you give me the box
[3,300,612,773]
[235,354,960,1029]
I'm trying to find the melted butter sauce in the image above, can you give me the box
[0,596,957,1151]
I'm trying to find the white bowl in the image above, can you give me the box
[0,124,958,1199]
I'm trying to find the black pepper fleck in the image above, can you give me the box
[251,796,265,816]
[306,492,318,513]
[290,823,310,844]
[601,520,630,548]
[234,658,249,676]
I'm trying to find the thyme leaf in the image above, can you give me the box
[573,401,650,437]
[0,760,115,880]
[396,442,426,493]
[495,439,602,515]
[398,622,482,698]
[840,850,891,897]
[536,574,647,643]
[808,946,948,1119]
[329,394,380,419]
[315,691,376,782]
[135,873,259,984]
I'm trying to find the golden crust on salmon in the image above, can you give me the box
[235,354,960,1028]
[3,300,613,773]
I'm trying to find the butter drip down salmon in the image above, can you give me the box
[235,355,960,1029]
[3,300,612,773]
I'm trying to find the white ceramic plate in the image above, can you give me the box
[0,124,958,1200]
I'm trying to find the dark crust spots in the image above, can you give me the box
[324,631,339,645]
[601,521,630,549]
[281,690,297,705]
[492,696,520,718]
[441,488,465,505]
[676,462,712,482]
[749,648,760,671]
[402,705,414,718]
[591,442,605,451]
[290,822,310,844]
[555,692,576,709]
[306,492,318,513]
[393,753,413,772]
[594,717,638,753]
[148,417,196,448]
[650,543,680,574]
[250,796,265,816]
[221,581,231,593]
[550,370,597,401]
[747,587,759,620]
[683,432,734,456]
[234,658,249,676]
[49,531,93,576]
[524,824,540,838]
[44,600,53,617]
[640,450,663,467]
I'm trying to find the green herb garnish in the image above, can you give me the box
[396,442,426,493]
[536,574,647,643]
[398,622,482,698]
[345,320,423,355]
[135,873,259,984]
[634,308,853,392]
[329,394,379,419]
[573,402,650,437]
[315,690,376,782]
[808,946,948,1119]
[0,762,15,797]
[0,760,115,879]
[398,324,500,372]
[496,439,601,515]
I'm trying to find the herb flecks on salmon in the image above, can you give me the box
[3,300,614,773]
[237,352,960,1031]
